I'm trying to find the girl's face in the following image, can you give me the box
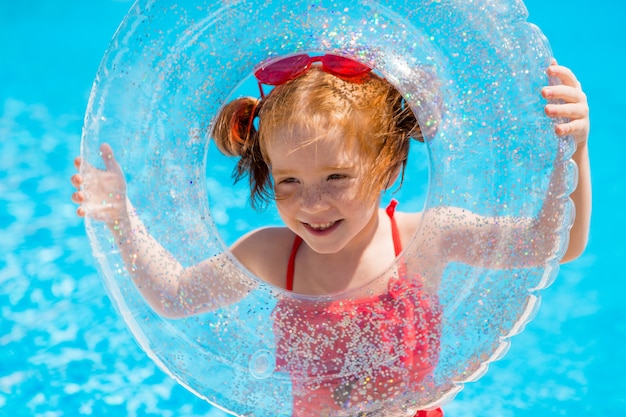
[265,126,382,255]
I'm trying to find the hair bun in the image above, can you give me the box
[212,97,259,156]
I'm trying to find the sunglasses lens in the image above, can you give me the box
[254,54,372,91]
[322,54,371,77]
[254,54,312,85]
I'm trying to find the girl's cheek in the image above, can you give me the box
[273,182,291,198]
[274,187,297,206]
[329,182,360,201]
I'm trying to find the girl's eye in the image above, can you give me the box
[280,177,299,184]
[327,174,348,181]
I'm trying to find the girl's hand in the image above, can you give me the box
[542,59,590,147]
[71,143,128,225]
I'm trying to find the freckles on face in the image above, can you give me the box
[265,126,375,209]
[263,127,389,254]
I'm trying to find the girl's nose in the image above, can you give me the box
[298,185,331,213]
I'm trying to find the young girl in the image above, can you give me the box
[71,55,590,416]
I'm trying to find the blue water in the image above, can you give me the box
[1,1,624,416]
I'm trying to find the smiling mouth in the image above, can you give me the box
[305,220,338,231]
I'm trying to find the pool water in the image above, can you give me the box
[1,1,624,416]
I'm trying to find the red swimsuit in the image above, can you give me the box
[274,200,443,416]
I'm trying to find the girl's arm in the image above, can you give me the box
[72,144,247,318]
[542,61,591,262]
[420,61,590,269]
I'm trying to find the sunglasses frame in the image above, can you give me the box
[253,54,372,98]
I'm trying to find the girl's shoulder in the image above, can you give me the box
[392,210,423,246]
[230,226,296,288]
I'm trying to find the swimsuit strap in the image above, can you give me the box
[286,235,303,291]
[385,198,403,257]
[285,199,402,291]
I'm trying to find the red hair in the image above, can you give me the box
[211,68,421,209]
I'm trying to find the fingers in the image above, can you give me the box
[542,83,586,104]
[543,63,586,109]
[71,190,85,204]
[71,143,128,221]
[543,83,589,125]
[100,143,122,174]
[544,101,588,120]
[72,143,121,187]
[71,189,87,218]
[546,63,581,89]
[70,173,82,188]
[542,60,590,144]
[71,144,115,219]
[554,118,588,137]
[71,155,85,217]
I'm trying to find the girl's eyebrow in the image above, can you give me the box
[271,168,294,177]
[272,165,354,176]
[323,164,355,171]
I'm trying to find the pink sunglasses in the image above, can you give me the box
[253,54,372,98]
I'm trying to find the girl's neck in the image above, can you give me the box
[292,207,396,295]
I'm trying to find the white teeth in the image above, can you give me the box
[308,221,336,230]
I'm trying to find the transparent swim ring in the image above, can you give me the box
[81,0,577,415]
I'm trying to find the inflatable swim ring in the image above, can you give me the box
[81,0,576,415]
